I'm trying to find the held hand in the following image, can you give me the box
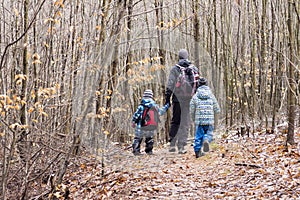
[165,103,170,109]
[164,100,171,107]
[162,103,170,114]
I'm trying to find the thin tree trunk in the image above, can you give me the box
[270,1,276,132]
[226,2,234,126]
[193,0,200,69]
[19,1,29,199]
[221,1,229,128]
[155,0,168,143]
[106,0,125,116]
[18,0,29,165]
[260,0,268,128]
[120,0,133,143]
[240,1,247,125]
[213,0,219,95]
[250,0,257,129]
[287,1,296,145]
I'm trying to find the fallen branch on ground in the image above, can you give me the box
[235,163,262,168]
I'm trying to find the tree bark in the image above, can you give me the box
[287,0,296,145]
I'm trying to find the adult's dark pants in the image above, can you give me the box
[169,100,190,148]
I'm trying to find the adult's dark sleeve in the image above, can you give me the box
[165,88,172,105]
[165,66,178,105]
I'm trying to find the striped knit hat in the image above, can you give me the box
[143,89,153,99]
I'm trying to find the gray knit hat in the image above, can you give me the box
[143,89,153,99]
[178,49,188,59]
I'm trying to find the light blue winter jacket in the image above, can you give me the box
[190,85,220,126]
[132,98,169,128]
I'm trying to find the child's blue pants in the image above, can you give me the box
[194,125,214,152]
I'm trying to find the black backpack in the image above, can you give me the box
[174,64,199,98]
[141,105,160,131]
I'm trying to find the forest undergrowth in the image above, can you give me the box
[52,128,300,200]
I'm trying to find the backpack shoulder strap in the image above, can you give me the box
[188,65,199,78]
[140,103,151,112]
[187,64,197,71]
[141,105,150,119]
[175,64,185,71]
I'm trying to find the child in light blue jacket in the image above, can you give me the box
[132,89,169,155]
[190,78,220,158]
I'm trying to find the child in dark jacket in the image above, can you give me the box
[132,89,169,155]
[190,78,220,158]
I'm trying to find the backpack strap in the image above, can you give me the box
[175,64,185,71]
[176,64,196,72]
[175,64,199,95]
[142,106,150,119]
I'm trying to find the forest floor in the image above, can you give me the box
[61,129,300,200]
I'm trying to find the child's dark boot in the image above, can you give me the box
[145,137,154,155]
[195,150,203,158]
[203,139,210,152]
[132,137,142,155]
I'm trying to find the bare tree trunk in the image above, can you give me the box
[106,0,125,117]
[250,0,257,129]
[18,0,29,165]
[221,1,229,128]
[96,0,111,142]
[19,1,30,198]
[234,1,242,124]
[213,0,219,94]
[154,0,168,143]
[119,0,133,143]
[270,1,276,132]
[287,1,296,145]
[212,0,221,128]
[296,2,300,127]
[239,1,247,125]
[260,0,268,128]
[226,2,234,126]
[193,0,200,69]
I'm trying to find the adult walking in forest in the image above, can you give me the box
[165,49,199,154]
[190,78,220,158]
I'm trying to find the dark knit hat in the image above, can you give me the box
[143,89,153,99]
[178,49,188,59]
[198,77,208,86]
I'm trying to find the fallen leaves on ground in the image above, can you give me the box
[63,130,300,199]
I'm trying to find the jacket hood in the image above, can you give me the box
[141,98,155,107]
[178,59,191,67]
[196,85,212,99]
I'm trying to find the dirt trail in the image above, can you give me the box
[64,132,300,200]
